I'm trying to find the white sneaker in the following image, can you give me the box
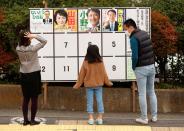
[151,116,157,122]
[88,119,94,125]
[96,119,103,125]
[135,118,148,124]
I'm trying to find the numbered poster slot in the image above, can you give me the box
[55,58,78,80]
[103,57,126,80]
[55,34,77,56]
[31,34,54,57]
[39,58,54,81]
[78,33,101,56]
[103,33,125,56]
[126,57,136,80]
[126,35,132,57]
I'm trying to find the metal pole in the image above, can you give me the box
[43,0,48,8]
[42,0,48,107]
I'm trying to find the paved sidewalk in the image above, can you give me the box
[0,109,184,127]
[0,109,184,131]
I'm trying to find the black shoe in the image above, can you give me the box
[23,120,30,126]
[30,120,40,125]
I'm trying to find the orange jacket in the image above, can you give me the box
[73,60,113,88]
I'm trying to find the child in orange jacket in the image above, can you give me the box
[73,44,113,125]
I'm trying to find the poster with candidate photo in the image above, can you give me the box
[30,9,53,33]
[102,9,118,32]
[54,9,77,32]
[102,9,125,32]
[78,8,101,32]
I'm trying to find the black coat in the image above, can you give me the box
[130,29,155,67]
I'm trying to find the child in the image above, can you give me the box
[73,44,113,125]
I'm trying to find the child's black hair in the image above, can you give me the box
[85,44,102,63]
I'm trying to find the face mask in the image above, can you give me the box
[125,30,130,37]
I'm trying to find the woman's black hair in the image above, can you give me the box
[123,18,137,29]
[86,8,100,17]
[85,44,102,63]
[54,9,68,24]
[18,30,30,46]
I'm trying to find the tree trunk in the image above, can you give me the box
[157,56,167,83]
[163,57,167,82]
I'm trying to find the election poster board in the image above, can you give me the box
[29,7,151,82]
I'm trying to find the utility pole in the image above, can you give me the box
[42,0,48,108]
[42,0,48,8]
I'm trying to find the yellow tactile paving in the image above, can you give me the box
[0,125,152,131]
[152,127,170,131]
[152,127,184,131]
[1,125,184,131]
[96,125,151,131]
[53,125,77,130]
[169,127,184,131]
[57,120,78,125]
[78,120,88,125]
[77,125,96,130]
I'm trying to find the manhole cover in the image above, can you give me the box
[10,117,46,124]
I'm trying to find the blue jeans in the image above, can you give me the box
[86,87,104,114]
[134,64,157,119]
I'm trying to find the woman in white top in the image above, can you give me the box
[16,30,47,126]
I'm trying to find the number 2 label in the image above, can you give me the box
[41,66,45,72]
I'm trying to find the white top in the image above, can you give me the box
[16,35,47,73]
